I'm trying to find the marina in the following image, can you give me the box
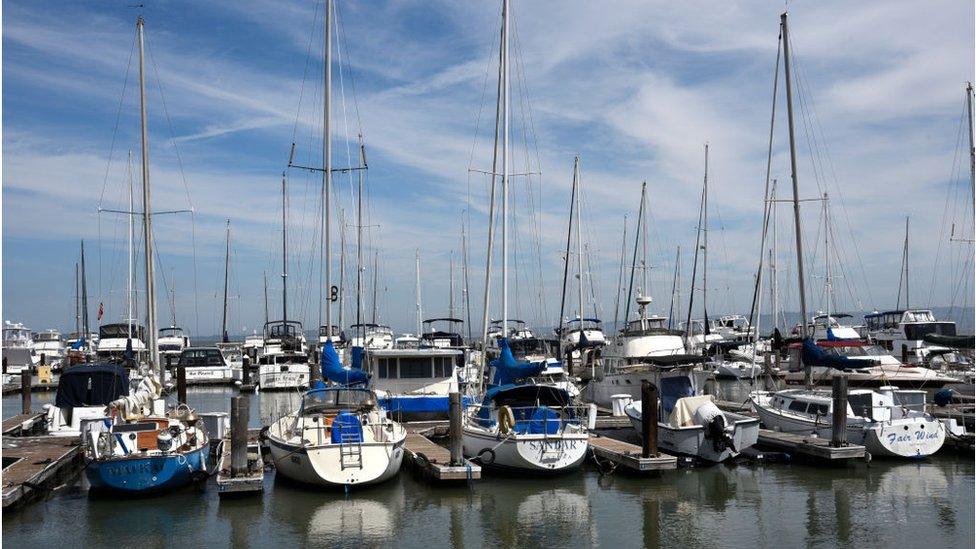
[2,0,975,547]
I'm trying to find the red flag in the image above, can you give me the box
[97,302,104,321]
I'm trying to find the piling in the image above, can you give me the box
[231,396,249,476]
[831,374,848,447]
[641,381,658,458]
[449,392,462,466]
[241,356,251,384]
[20,371,31,414]
[39,354,46,367]
[177,366,187,404]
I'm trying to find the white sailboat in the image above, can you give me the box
[461,0,590,474]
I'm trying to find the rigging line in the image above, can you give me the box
[334,0,365,138]
[97,32,137,210]
[928,106,969,305]
[290,0,321,147]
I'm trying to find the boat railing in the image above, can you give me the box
[465,403,590,435]
[298,416,391,446]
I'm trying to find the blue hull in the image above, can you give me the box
[86,444,209,493]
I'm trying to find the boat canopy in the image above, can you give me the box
[159,326,185,337]
[923,333,974,349]
[637,354,707,367]
[423,317,464,325]
[801,338,869,370]
[99,323,146,341]
[55,363,129,408]
[264,320,303,338]
[482,383,571,407]
[490,338,545,386]
[301,386,376,414]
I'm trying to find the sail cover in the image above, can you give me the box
[55,363,129,408]
[490,337,545,387]
[321,340,369,386]
[801,338,866,370]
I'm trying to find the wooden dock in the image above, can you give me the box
[402,433,481,482]
[216,437,265,496]
[2,412,47,436]
[588,434,677,472]
[2,436,84,510]
[2,382,58,396]
[755,428,865,461]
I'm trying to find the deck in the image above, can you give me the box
[2,412,47,436]
[588,434,677,471]
[216,434,266,496]
[2,436,84,510]
[402,433,481,482]
[755,428,866,460]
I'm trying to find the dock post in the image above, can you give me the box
[177,365,187,404]
[641,381,658,458]
[241,356,251,384]
[449,391,463,466]
[831,374,848,447]
[20,370,31,414]
[231,395,249,476]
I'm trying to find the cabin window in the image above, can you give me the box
[378,358,393,379]
[788,400,809,413]
[399,357,433,378]
[847,394,873,418]
[434,357,452,378]
[810,403,828,415]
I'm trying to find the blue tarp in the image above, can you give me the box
[490,338,545,387]
[659,376,695,418]
[321,340,369,386]
[330,411,363,444]
[70,337,86,350]
[801,338,865,370]
[514,406,560,435]
[378,394,475,417]
[351,346,364,371]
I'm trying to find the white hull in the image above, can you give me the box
[625,405,759,462]
[184,366,236,385]
[258,364,309,390]
[462,428,587,473]
[268,437,405,487]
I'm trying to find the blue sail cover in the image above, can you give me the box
[490,337,545,387]
[70,337,86,350]
[351,346,364,371]
[321,340,369,386]
[801,338,865,370]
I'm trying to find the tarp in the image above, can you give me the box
[55,363,129,408]
[321,340,369,386]
[489,337,545,387]
[351,346,364,370]
[483,383,571,407]
[923,333,975,349]
[801,338,867,370]
[515,406,560,435]
[659,376,695,418]
[668,395,715,428]
[330,411,364,444]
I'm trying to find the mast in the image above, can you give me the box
[575,157,585,321]
[668,246,680,330]
[415,249,422,336]
[461,220,472,340]
[685,148,708,341]
[449,251,456,319]
[136,16,159,373]
[612,215,627,332]
[501,0,510,337]
[371,251,379,324]
[702,145,709,333]
[323,0,334,339]
[624,183,646,326]
[898,216,910,309]
[968,82,975,199]
[558,156,578,338]
[356,135,365,339]
[221,219,231,343]
[823,193,832,321]
[81,241,90,337]
[770,179,779,331]
[263,271,269,327]
[281,174,288,324]
[127,150,134,338]
[781,12,809,343]
[75,262,80,336]
[339,211,346,332]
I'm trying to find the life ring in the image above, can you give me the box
[498,405,516,434]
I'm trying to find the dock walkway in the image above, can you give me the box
[402,433,481,482]
[2,436,84,510]
[588,434,677,472]
[755,428,865,460]
[2,412,47,436]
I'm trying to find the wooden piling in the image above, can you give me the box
[231,396,249,476]
[241,356,251,384]
[20,370,31,414]
[177,365,187,404]
[449,392,462,466]
[641,381,658,458]
[831,374,848,447]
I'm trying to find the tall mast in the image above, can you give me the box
[323,0,334,339]
[612,215,628,332]
[575,157,585,321]
[127,150,134,337]
[356,135,366,339]
[75,262,81,336]
[898,216,910,309]
[702,144,709,333]
[558,156,578,337]
[263,271,269,327]
[461,220,472,341]
[415,249,422,336]
[771,179,778,331]
[449,251,456,319]
[81,241,90,336]
[501,0,510,336]
[281,174,288,324]
[685,149,707,340]
[221,219,231,343]
[668,246,680,330]
[823,193,832,320]
[339,211,346,331]
[781,12,809,342]
[371,251,379,324]
[136,16,159,373]
[624,183,646,326]
[968,82,975,199]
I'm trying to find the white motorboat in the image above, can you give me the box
[216,342,245,382]
[44,363,130,438]
[158,325,190,364]
[368,345,474,420]
[177,347,236,385]
[33,329,66,370]
[257,321,310,391]
[95,322,148,364]
[243,332,265,364]
[711,315,755,344]
[3,321,38,374]
[749,386,946,458]
[348,323,394,351]
[621,356,759,462]
[713,360,764,380]
[266,385,406,487]
[864,309,969,364]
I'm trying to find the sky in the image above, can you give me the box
[2,0,974,338]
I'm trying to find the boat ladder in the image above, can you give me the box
[339,434,363,470]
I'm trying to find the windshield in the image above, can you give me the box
[160,328,183,338]
[821,345,887,357]
[509,338,554,358]
[301,389,375,414]
[179,348,225,367]
[267,322,303,339]
[904,310,936,323]
[99,324,146,340]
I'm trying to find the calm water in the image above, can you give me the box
[3,386,973,548]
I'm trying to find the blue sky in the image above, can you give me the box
[3,0,974,338]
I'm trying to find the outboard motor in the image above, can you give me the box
[695,401,735,453]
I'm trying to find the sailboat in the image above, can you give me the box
[461,0,590,474]
[265,0,405,488]
[556,157,606,376]
[748,13,948,458]
[83,16,210,491]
